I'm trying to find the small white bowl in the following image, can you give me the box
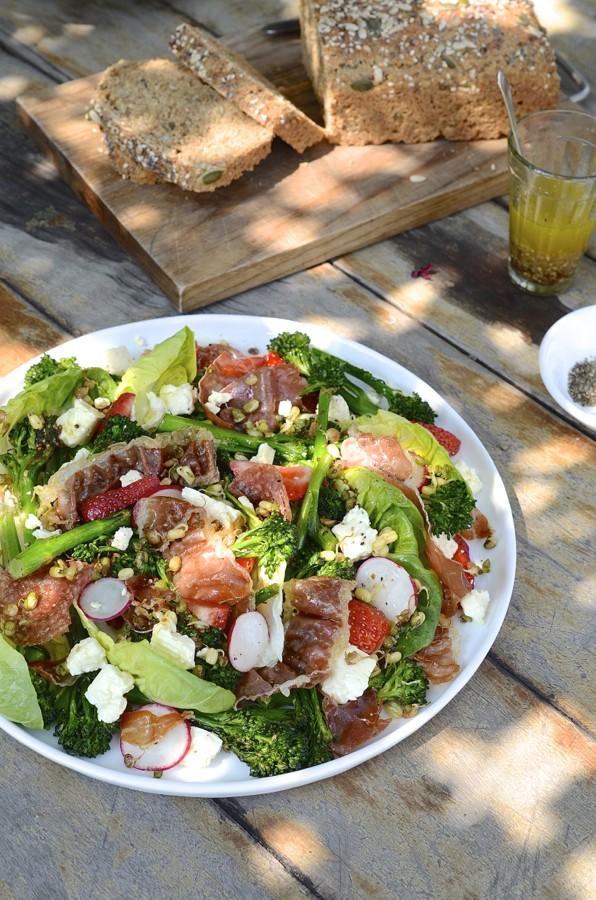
[539,305,596,430]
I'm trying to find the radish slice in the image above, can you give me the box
[79,577,132,621]
[120,703,191,771]
[228,611,269,672]
[356,557,417,620]
[131,486,183,526]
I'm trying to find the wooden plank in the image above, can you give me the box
[0,284,71,376]
[16,25,512,313]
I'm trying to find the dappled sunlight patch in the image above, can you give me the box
[0,75,32,101]
[515,434,593,473]
[513,477,557,516]
[249,810,332,867]
[119,203,164,231]
[486,323,538,377]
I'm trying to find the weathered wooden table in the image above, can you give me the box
[1,2,594,898]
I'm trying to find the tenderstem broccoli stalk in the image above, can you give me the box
[8,510,131,579]
[158,415,311,464]
[295,389,333,550]
[0,512,21,567]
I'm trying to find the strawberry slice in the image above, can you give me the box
[453,534,475,588]
[80,474,162,522]
[235,557,257,574]
[275,465,312,502]
[348,599,391,654]
[418,422,461,456]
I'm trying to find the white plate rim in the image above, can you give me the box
[0,313,516,797]
[539,305,596,430]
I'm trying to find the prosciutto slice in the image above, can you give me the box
[461,507,493,541]
[413,625,460,684]
[165,530,253,610]
[229,460,292,521]
[340,432,413,484]
[237,576,353,701]
[196,342,242,371]
[198,352,306,432]
[322,689,389,757]
[424,535,472,617]
[0,563,95,646]
[40,427,219,528]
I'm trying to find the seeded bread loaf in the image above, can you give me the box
[299,0,560,145]
[169,23,326,153]
[93,58,273,191]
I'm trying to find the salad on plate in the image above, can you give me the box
[0,322,500,784]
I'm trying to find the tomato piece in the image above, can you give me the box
[275,465,312,502]
[187,602,229,630]
[80,474,162,522]
[453,534,475,588]
[262,351,286,367]
[348,599,391,654]
[235,557,257,574]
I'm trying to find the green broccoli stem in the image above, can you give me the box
[0,513,22,566]
[338,382,378,417]
[8,510,131,579]
[296,391,333,550]
[158,415,311,462]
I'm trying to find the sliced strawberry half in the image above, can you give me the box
[418,422,461,456]
[80,474,162,522]
[348,598,391,654]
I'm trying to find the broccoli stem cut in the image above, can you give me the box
[8,510,131,579]
[0,513,22,567]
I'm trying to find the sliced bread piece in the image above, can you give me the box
[169,23,326,153]
[93,58,273,192]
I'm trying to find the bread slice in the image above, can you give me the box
[169,23,326,153]
[299,0,560,145]
[93,58,273,192]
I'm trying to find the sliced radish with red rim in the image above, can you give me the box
[79,577,132,621]
[120,703,191,771]
[356,557,417,620]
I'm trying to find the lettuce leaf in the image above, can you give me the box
[0,368,83,435]
[343,467,442,656]
[114,327,197,427]
[0,636,43,729]
[76,608,234,714]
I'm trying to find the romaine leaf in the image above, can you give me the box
[0,636,43,729]
[114,327,197,427]
[85,367,118,402]
[0,368,83,434]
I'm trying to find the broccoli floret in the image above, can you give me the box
[318,481,346,522]
[24,354,78,388]
[198,626,226,649]
[90,415,148,453]
[268,332,436,422]
[232,511,298,576]
[293,688,335,767]
[422,478,474,538]
[53,672,119,758]
[192,705,309,778]
[29,670,60,729]
[291,545,355,580]
[113,539,171,584]
[201,661,241,693]
[69,538,119,563]
[370,659,429,708]
[3,418,64,519]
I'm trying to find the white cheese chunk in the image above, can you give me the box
[456,461,483,496]
[328,394,351,422]
[433,533,458,559]
[181,487,242,527]
[120,470,143,487]
[32,526,61,540]
[134,391,166,430]
[24,514,42,531]
[321,644,377,704]
[84,665,134,723]
[277,399,292,417]
[461,588,491,624]
[111,527,133,552]
[93,397,111,410]
[205,390,233,416]
[252,443,276,465]
[56,399,104,448]
[332,506,378,562]
[104,346,136,376]
[159,383,195,417]
[66,637,108,675]
[150,621,196,669]
[179,726,223,770]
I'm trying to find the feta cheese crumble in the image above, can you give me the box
[332,506,378,562]
[328,394,351,422]
[150,620,196,669]
[84,665,134,723]
[277,399,292,417]
[66,637,108,675]
[252,442,275,465]
[120,470,143,487]
[159,383,195,417]
[456,461,483,496]
[134,392,166,430]
[433,533,458,559]
[111,527,133,552]
[461,588,491,624]
[56,399,104,447]
[204,390,233,416]
[321,644,377,704]
[104,346,135,376]
[181,487,242,528]
[179,726,223,770]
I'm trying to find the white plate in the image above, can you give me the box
[539,305,596,430]
[0,314,516,797]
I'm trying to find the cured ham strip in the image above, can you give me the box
[340,432,413,484]
[40,428,219,528]
[461,507,493,541]
[229,460,292,521]
[413,625,460,684]
[424,534,471,617]
[196,342,242,371]
[322,689,389,757]
[237,576,353,701]
[133,496,199,547]
[0,563,95,646]
[198,352,306,432]
[165,530,253,610]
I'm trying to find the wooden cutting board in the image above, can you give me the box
[16,27,509,312]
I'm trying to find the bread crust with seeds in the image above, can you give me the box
[169,23,326,153]
[93,58,273,192]
[299,0,560,145]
